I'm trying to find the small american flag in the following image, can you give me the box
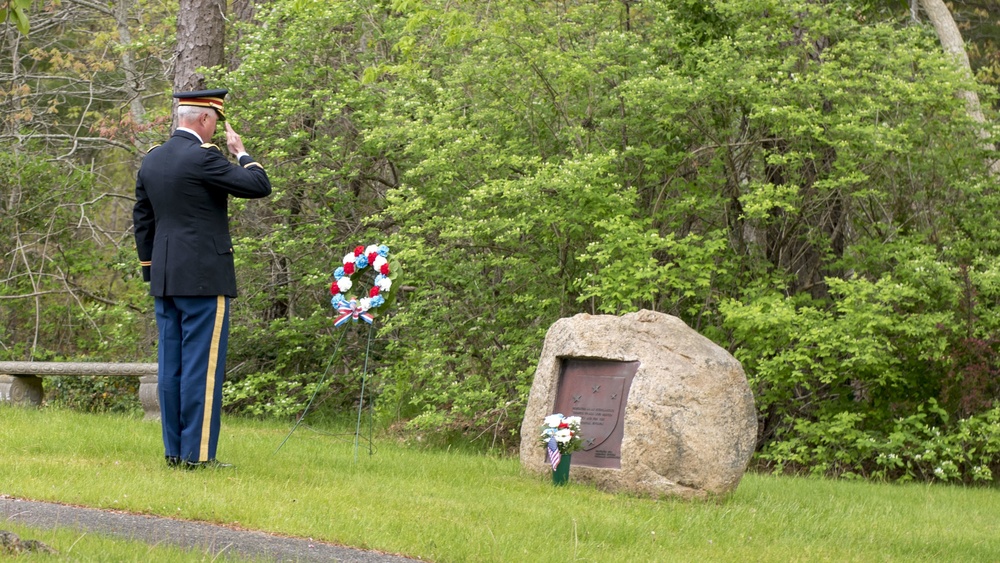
[546,436,561,471]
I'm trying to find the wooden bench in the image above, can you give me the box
[0,362,159,420]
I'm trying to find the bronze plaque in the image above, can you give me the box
[552,358,638,469]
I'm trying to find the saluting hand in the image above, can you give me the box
[225,122,247,157]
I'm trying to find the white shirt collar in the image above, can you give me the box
[176,126,203,144]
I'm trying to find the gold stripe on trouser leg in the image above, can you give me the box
[200,295,226,460]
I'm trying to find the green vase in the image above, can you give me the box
[552,454,572,486]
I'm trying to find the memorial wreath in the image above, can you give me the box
[330,244,392,327]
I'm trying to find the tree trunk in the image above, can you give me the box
[173,0,226,127]
[920,0,999,175]
[229,0,261,70]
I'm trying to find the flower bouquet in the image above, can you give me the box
[539,413,582,484]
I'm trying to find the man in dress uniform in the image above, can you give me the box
[133,89,272,469]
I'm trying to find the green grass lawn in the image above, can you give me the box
[2,406,999,562]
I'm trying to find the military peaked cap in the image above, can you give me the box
[174,89,228,121]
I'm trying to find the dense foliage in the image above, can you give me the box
[2,0,999,482]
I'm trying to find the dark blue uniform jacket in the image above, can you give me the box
[133,130,272,297]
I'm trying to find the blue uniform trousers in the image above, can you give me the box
[155,295,229,463]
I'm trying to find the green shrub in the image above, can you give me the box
[758,400,1000,483]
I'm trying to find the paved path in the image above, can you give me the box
[0,496,421,562]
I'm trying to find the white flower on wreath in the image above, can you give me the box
[337,277,353,293]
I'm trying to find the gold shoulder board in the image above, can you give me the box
[201,143,221,151]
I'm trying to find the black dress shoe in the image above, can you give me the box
[165,456,181,467]
[183,459,234,470]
